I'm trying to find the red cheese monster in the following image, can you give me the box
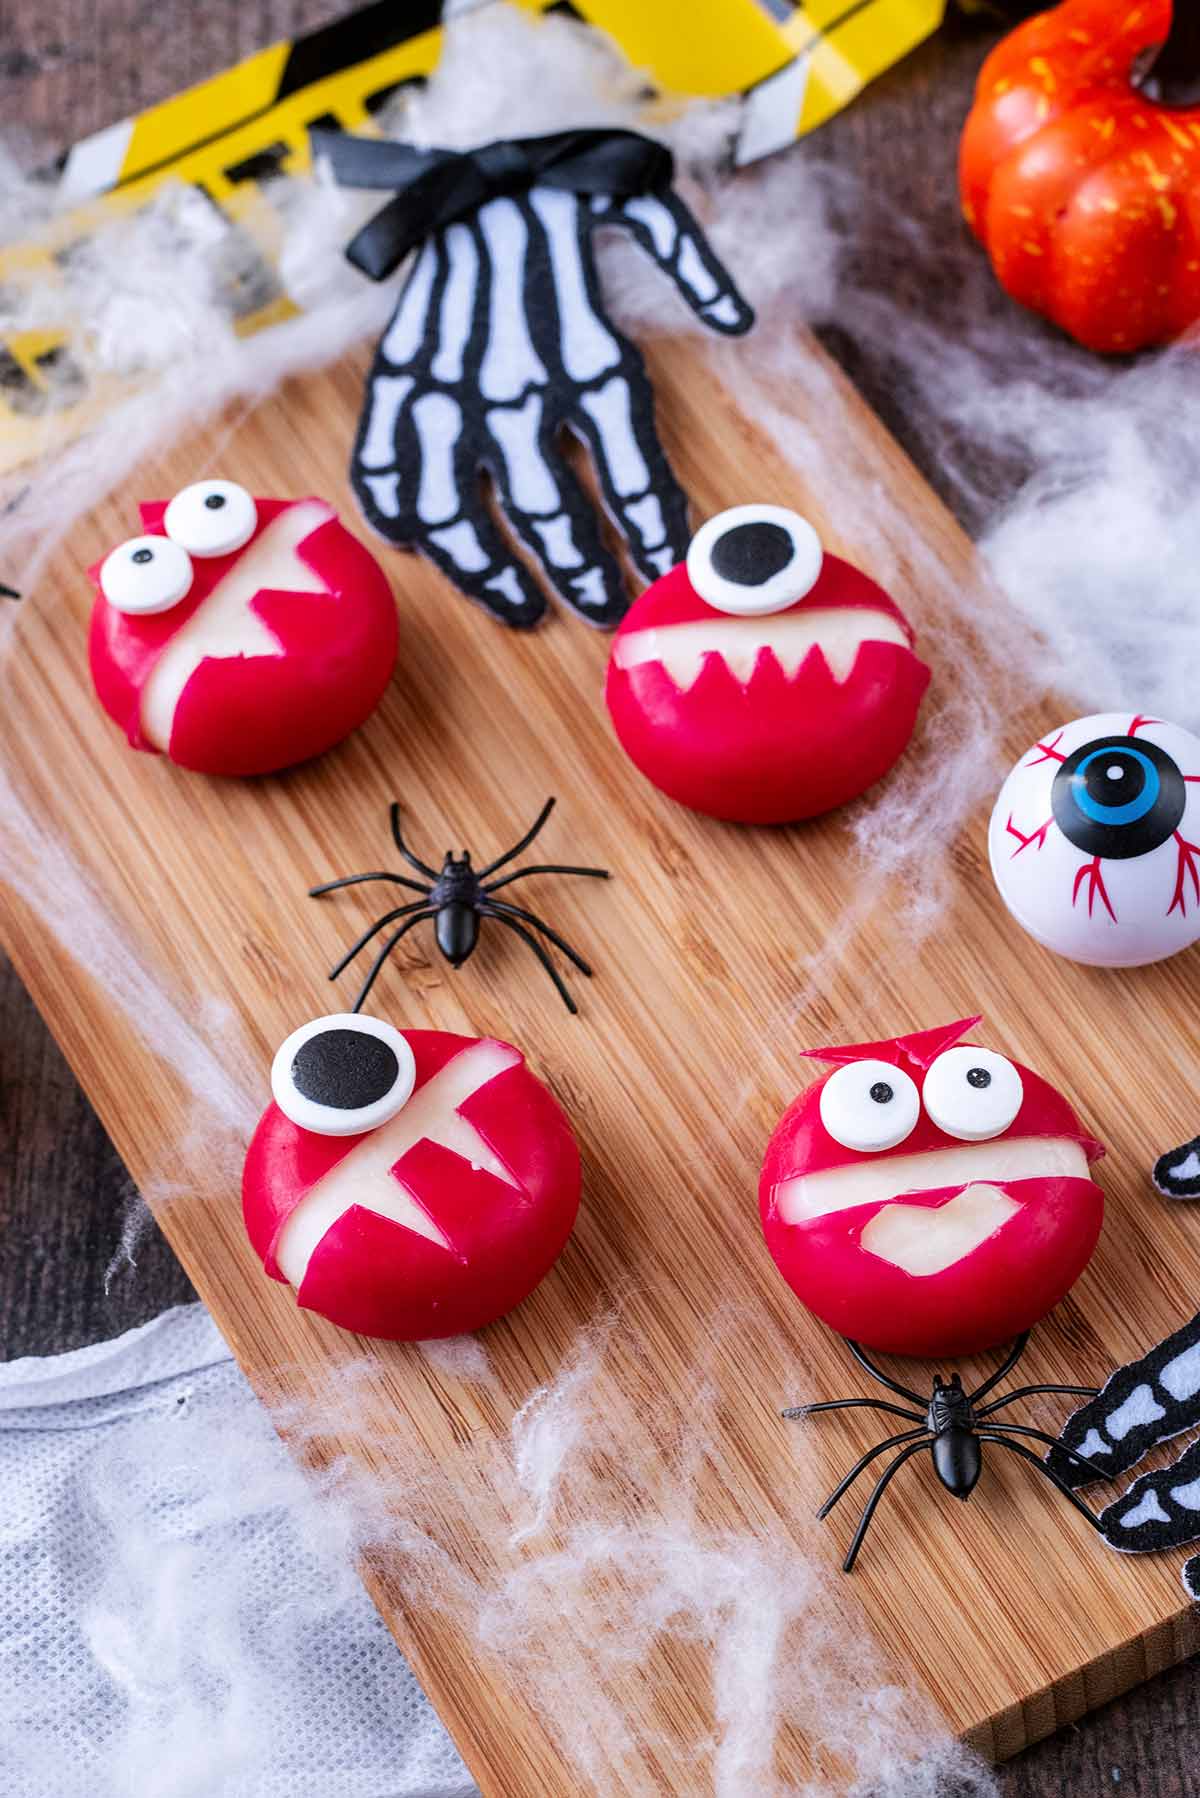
[605,504,930,824]
[243,1013,580,1339]
[88,479,398,777]
[759,1018,1105,1358]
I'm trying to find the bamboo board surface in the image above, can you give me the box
[3,329,1200,1792]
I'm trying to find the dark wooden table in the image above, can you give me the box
[1,4,1195,1790]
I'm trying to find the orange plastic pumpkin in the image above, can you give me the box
[960,1,1200,352]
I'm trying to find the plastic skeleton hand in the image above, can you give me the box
[316,128,754,629]
[1052,1310,1200,1598]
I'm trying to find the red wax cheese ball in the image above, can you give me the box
[89,481,398,777]
[243,1023,581,1340]
[605,504,930,825]
[758,1018,1105,1359]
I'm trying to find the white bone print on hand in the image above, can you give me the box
[274,1039,521,1287]
[139,499,332,749]
[352,185,753,629]
[1053,1309,1200,1599]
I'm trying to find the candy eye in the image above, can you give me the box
[923,1047,1023,1142]
[1052,733,1186,861]
[163,480,258,557]
[99,535,193,615]
[270,1013,416,1137]
[819,1059,919,1153]
[686,504,824,617]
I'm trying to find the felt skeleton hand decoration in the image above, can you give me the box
[1052,1311,1200,1599]
[312,127,754,630]
[1153,1133,1200,1200]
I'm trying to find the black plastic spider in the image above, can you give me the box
[310,797,609,1014]
[784,1334,1106,1572]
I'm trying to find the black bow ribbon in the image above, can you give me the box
[309,126,676,281]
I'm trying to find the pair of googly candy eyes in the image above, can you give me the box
[606,503,931,824]
[89,480,398,777]
[990,712,1200,969]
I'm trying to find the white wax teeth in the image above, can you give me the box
[920,1047,1023,1142]
[989,712,1200,968]
[99,535,194,615]
[164,480,258,557]
[686,504,824,617]
[818,1058,920,1153]
[271,1013,416,1137]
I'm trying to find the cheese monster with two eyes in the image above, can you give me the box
[88,480,398,777]
[242,1013,581,1339]
[604,504,931,824]
[759,1018,1106,1359]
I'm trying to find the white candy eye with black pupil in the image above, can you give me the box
[819,1059,920,1153]
[686,504,824,617]
[271,1013,416,1137]
[922,1047,1023,1142]
[99,534,194,615]
[164,479,257,557]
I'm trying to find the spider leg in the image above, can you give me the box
[842,1440,929,1572]
[784,1397,925,1424]
[845,1340,927,1406]
[350,909,436,1013]
[976,1432,1103,1530]
[966,1332,1031,1405]
[817,1429,929,1520]
[976,1382,1099,1419]
[482,863,610,895]
[328,899,432,979]
[484,908,578,1013]
[481,899,593,976]
[477,797,556,879]
[309,870,431,898]
[983,1421,1108,1481]
[389,803,440,880]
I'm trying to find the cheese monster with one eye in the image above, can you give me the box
[760,1018,1105,1359]
[243,1013,581,1340]
[88,480,398,777]
[604,503,930,824]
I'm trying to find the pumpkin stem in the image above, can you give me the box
[1134,1,1200,108]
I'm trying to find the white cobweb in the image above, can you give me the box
[6,1,1186,1791]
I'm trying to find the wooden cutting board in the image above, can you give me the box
[3,326,1199,1792]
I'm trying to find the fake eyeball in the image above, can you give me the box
[243,1026,581,1340]
[759,1017,1105,1358]
[88,486,398,777]
[989,713,1200,968]
[605,504,930,824]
